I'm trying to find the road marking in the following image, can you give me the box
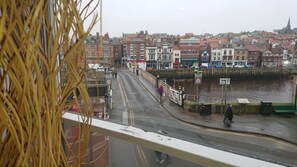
[129,108,135,125]
[136,146,149,167]
[118,76,130,125]
[117,71,159,167]
[122,111,128,125]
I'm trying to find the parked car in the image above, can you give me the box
[215,65,222,68]
[234,64,245,68]
[191,66,199,69]
[244,64,254,68]
[198,66,208,69]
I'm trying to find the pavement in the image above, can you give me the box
[132,72,297,146]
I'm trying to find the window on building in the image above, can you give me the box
[237,51,240,54]
[218,57,220,60]
[214,57,216,60]
[224,50,227,55]
[236,56,239,60]
[229,50,232,55]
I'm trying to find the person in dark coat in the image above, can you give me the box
[158,85,164,103]
[136,66,139,75]
[155,130,170,164]
[224,104,233,126]
[114,70,117,78]
[155,151,162,162]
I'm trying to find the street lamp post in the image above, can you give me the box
[224,81,227,110]
[220,78,230,114]
[157,57,160,70]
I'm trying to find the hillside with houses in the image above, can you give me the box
[84,19,297,70]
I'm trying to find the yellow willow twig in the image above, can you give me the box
[0,0,99,166]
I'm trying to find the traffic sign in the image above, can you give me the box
[195,77,201,84]
[106,79,111,85]
[219,78,230,85]
[194,72,202,85]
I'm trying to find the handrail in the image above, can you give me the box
[62,112,283,167]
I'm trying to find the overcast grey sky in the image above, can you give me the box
[88,0,297,37]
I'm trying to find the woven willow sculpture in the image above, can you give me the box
[0,0,99,166]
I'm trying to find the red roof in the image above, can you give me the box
[209,42,220,49]
[245,45,261,51]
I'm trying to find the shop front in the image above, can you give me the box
[180,57,199,68]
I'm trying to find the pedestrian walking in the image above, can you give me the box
[158,85,164,103]
[155,151,162,162]
[223,104,233,127]
[156,75,160,89]
[136,66,139,75]
[112,70,115,78]
[155,151,170,164]
[114,70,117,78]
[155,130,170,164]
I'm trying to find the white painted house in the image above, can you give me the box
[145,46,158,69]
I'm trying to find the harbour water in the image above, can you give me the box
[170,77,293,104]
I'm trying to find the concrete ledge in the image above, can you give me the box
[184,100,261,114]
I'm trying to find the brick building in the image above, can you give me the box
[84,33,112,67]
[179,38,200,68]
[245,45,261,67]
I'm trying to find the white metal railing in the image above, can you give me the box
[62,112,284,167]
[168,87,183,106]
